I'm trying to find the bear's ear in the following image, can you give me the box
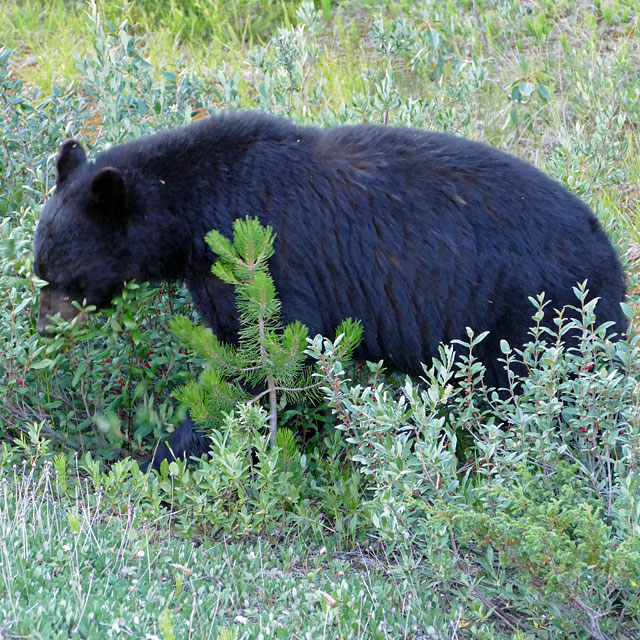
[56,139,86,187]
[88,166,127,222]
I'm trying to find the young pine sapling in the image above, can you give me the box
[172,216,362,445]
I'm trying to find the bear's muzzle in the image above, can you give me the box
[36,287,85,335]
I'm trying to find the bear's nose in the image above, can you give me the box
[36,311,53,336]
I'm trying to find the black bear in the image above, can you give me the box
[33,112,626,470]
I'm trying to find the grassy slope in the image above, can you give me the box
[3,0,639,237]
[0,454,437,640]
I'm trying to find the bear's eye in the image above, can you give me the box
[53,278,81,298]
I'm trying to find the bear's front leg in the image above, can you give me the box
[142,416,211,472]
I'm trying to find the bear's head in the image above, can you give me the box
[34,139,134,335]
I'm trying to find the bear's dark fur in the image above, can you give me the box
[34,112,627,470]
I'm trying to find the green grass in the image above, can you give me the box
[0,0,304,91]
[0,455,434,639]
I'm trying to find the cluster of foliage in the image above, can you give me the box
[5,281,638,636]
[307,289,640,638]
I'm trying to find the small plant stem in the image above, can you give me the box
[258,312,278,445]
[267,373,278,446]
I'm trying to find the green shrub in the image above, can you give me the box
[307,289,640,636]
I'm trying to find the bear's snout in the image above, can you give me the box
[36,287,84,335]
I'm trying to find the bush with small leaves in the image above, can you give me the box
[307,287,640,637]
